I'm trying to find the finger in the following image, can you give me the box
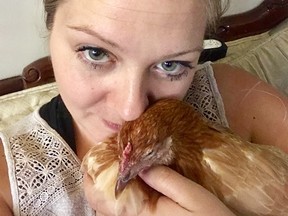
[139,196,191,216]
[139,166,222,212]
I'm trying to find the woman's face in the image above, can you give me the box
[50,0,207,144]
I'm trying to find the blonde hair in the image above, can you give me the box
[205,0,229,34]
[43,0,229,33]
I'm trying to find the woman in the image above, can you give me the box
[1,0,288,215]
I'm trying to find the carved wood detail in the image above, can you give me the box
[217,0,288,41]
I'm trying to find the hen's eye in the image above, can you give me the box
[144,149,154,158]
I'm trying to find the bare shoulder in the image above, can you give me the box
[212,63,288,152]
[0,139,13,215]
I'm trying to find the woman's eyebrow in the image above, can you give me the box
[67,25,202,58]
[161,47,203,60]
[67,25,123,50]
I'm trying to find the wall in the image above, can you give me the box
[0,0,264,80]
[225,0,263,16]
[0,0,48,80]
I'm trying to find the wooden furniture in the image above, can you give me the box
[217,0,288,41]
[0,56,54,96]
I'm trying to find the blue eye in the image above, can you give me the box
[161,61,179,72]
[78,46,109,63]
[156,61,193,81]
[76,46,115,70]
[157,61,192,73]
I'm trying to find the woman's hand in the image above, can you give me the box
[83,166,235,216]
[138,166,235,216]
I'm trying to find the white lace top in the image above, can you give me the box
[0,62,227,216]
[1,111,95,216]
[185,62,228,127]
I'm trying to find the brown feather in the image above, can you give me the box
[82,98,288,216]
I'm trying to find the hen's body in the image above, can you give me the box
[82,99,288,216]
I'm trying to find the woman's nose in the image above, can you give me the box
[111,73,149,122]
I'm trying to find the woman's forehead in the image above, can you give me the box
[53,0,207,61]
[93,0,205,13]
[58,0,207,31]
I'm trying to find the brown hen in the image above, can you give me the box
[82,98,288,216]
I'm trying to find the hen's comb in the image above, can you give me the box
[120,142,132,172]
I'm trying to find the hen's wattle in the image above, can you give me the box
[82,98,288,216]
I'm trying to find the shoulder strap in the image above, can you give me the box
[184,62,229,127]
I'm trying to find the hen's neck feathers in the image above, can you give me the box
[166,109,224,183]
[143,100,248,186]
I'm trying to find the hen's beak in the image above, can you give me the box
[115,161,148,199]
[115,170,134,199]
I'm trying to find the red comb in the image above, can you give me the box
[120,142,132,172]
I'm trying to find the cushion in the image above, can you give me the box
[218,18,288,96]
[0,82,58,130]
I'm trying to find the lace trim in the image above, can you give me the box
[184,62,229,127]
[2,112,90,216]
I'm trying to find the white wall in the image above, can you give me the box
[0,0,48,80]
[0,0,264,80]
[225,0,263,16]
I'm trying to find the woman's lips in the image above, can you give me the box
[103,119,122,132]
